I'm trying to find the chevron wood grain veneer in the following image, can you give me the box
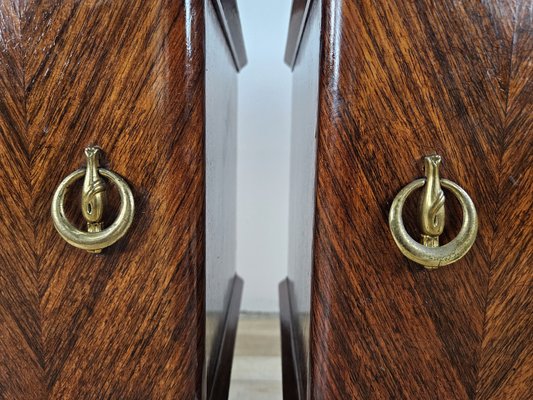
[280,0,532,399]
[0,1,245,398]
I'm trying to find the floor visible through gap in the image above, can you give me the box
[228,313,282,399]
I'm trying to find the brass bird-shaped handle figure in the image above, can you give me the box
[418,155,445,247]
[82,146,107,237]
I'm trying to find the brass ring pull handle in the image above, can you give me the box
[388,155,478,269]
[51,146,134,253]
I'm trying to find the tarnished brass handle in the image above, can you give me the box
[51,146,134,253]
[388,155,478,269]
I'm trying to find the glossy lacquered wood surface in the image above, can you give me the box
[284,0,531,398]
[476,3,532,397]
[0,0,206,398]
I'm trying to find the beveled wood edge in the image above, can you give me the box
[208,275,244,400]
[279,279,303,400]
[212,0,248,71]
[284,0,314,68]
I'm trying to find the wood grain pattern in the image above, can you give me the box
[283,0,531,398]
[0,2,44,398]
[477,2,532,398]
[1,0,208,398]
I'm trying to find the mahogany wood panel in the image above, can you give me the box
[476,3,532,398]
[0,2,43,399]
[1,0,206,398]
[283,0,531,398]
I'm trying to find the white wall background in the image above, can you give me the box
[236,0,293,312]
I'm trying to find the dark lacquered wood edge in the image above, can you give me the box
[208,275,244,400]
[284,0,314,68]
[279,279,303,400]
[212,0,248,71]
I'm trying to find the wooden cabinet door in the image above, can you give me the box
[281,0,532,399]
[0,1,245,399]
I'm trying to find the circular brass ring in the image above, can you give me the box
[51,168,135,251]
[389,178,478,269]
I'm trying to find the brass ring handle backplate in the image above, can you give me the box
[388,155,478,269]
[51,147,134,253]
